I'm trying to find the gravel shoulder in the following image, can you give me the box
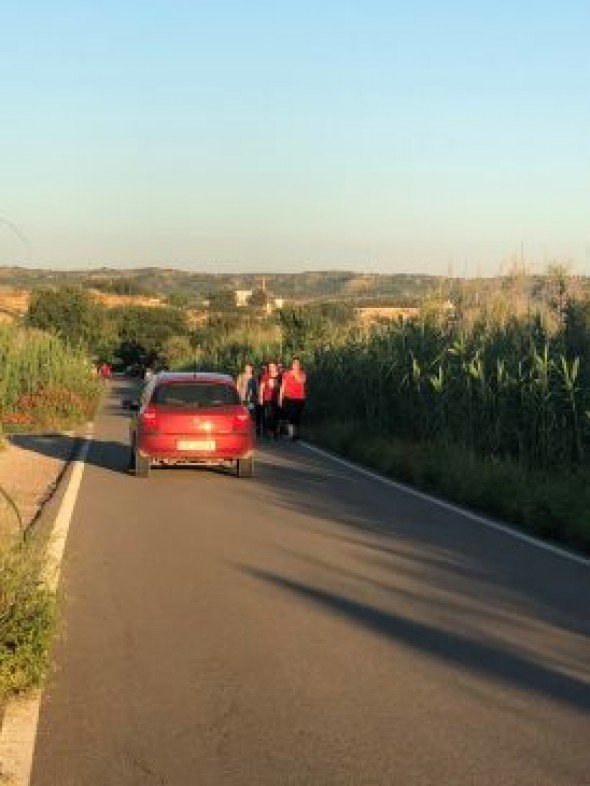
[0,434,77,536]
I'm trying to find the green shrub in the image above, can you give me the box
[0,536,55,697]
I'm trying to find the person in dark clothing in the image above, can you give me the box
[259,362,282,439]
[236,363,259,417]
[254,362,268,436]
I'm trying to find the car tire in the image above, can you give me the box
[237,457,254,478]
[135,451,150,478]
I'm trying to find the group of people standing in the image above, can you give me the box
[236,358,307,441]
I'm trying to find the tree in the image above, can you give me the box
[249,288,269,309]
[167,292,191,309]
[161,335,193,369]
[26,286,106,351]
[208,289,237,312]
[278,306,331,360]
[564,298,590,381]
[313,301,355,325]
[110,305,188,364]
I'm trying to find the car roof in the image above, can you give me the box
[154,371,235,385]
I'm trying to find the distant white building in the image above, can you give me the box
[233,283,285,312]
[235,289,253,307]
[264,297,285,315]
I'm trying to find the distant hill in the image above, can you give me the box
[0,267,445,305]
[1,266,588,311]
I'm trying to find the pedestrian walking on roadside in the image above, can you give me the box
[252,362,268,436]
[279,357,307,441]
[236,362,258,419]
[259,361,282,439]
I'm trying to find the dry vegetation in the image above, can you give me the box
[89,289,165,309]
[355,306,420,324]
[0,287,29,321]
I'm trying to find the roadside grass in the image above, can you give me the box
[0,324,101,434]
[306,418,590,556]
[0,325,97,702]
[1,384,101,435]
[0,533,55,699]
[2,387,99,434]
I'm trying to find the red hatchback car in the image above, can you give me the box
[129,372,254,477]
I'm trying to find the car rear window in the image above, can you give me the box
[151,382,240,408]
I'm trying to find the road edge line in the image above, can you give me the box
[299,441,590,569]
[0,427,93,786]
[43,432,92,592]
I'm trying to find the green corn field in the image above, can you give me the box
[173,301,590,475]
[300,311,589,473]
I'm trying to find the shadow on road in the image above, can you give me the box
[8,378,138,475]
[253,445,590,634]
[10,432,131,475]
[237,563,590,715]
[230,443,590,717]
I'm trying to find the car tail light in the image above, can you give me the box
[233,409,251,431]
[141,405,159,432]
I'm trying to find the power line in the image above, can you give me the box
[0,216,32,258]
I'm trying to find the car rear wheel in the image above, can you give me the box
[135,451,151,478]
[236,457,254,478]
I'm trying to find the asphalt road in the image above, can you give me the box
[30,380,590,785]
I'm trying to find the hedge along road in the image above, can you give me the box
[28,379,590,786]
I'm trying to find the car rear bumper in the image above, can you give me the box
[137,433,254,461]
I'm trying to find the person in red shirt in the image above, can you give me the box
[279,357,307,441]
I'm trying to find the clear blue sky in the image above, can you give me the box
[1,0,589,274]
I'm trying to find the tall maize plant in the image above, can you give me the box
[295,310,590,472]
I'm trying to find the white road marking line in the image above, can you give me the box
[43,434,92,592]
[0,430,92,786]
[300,441,590,569]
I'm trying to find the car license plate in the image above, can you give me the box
[177,440,216,451]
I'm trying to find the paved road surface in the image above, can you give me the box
[31,381,590,785]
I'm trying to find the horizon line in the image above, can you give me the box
[0,263,587,282]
